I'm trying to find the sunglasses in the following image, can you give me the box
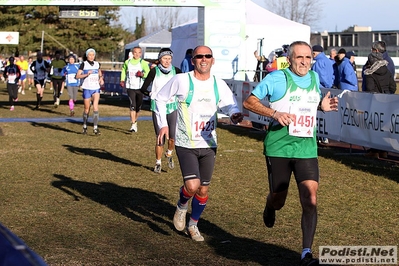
[193,54,213,59]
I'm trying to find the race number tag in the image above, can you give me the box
[37,71,45,80]
[191,113,216,140]
[288,105,316,137]
[87,73,99,87]
[8,74,16,84]
[67,73,77,84]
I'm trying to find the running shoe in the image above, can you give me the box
[18,87,21,93]
[129,123,135,132]
[14,98,18,102]
[131,122,138,132]
[21,90,25,95]
[165,153,174,169]
[10,105,14,111]
[186,225,204,242]
[70,110,75,117]
[173,205,187,231]
[153,163,161,174]
[33,105,40,110]
[263,205,275,228]
[300,253,319,266]
[93,128,101,135]
[82,127,88,135]
[54,98,60,108]
[321,138,329,144]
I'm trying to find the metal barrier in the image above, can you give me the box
[102,70,149,101]
[103,70,124,96]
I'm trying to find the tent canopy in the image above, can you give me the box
[124,29,171,60]
[169,19,198,69]
[170,0,310,80]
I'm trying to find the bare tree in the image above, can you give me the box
[264,0,323,28]
[143,7,191,32]
[120,7,196,34]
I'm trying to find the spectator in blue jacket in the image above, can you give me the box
[180,48,194,73]
[345,51,357,72]
[333,48,358,91]
[311,45,334,88]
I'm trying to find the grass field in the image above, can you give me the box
[0,84,398,266]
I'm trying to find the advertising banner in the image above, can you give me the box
[0,32,19,45]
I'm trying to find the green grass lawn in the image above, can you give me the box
[0,84,398,266]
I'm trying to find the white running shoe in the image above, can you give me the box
[21,90,25,95]
[321,138,329,144]
[173,205,187,231]
[129,123,135,132]
[54,98,60,108]
[153,163,161,174]
[18,87,21,93]
[186,225,204,242]
[165,153,174,169]
[131,122,138,132]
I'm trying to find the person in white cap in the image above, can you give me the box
[140,48,182,174]
[76,48,104,135]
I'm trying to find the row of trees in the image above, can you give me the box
[0,2,321,60]
[0,6,194,61]
[0,6,128,60]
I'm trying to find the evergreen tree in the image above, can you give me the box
[0,6,129,59]
[134,16,146,40]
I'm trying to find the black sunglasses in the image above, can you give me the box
[193,54,213,59]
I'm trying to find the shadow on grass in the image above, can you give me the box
[218,122,266,142]
[31,121,81,134]
[318,147,399,183]
[62,144,150,170]
[51,174,301,265]
[30,120,133,135]
[218,122,399,183]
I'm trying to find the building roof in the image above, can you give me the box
[125,29,171,50]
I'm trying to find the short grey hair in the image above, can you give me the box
[287,41,312,57]
[372,41,386,53]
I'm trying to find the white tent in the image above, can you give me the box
[169,19,198,69]
[170,0,310,80]
[124,29,171,60]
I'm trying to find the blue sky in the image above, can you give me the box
[119,0,399,33]
[310,0,399,32]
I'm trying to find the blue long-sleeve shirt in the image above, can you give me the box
[335,58,358,91]
[180,55,194,73]
[383,52,395,76]
[311,53,334,88]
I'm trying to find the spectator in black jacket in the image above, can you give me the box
[362,41,396,91]
[363,51,396,159]
[364,52,396,94]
